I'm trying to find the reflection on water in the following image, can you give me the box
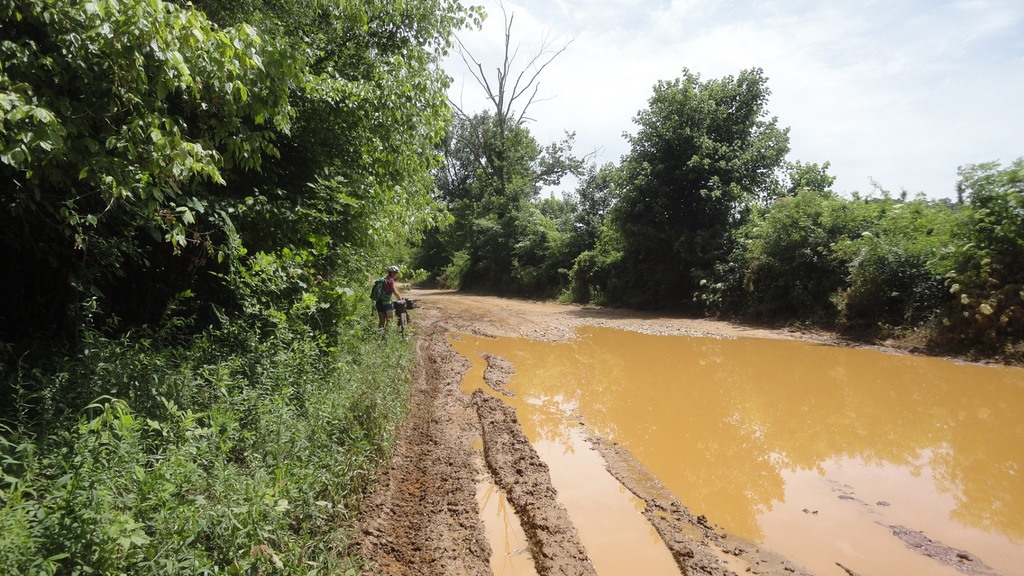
[535,429,679,575]
[454,337,681,576]
[478,480,537,576]
[455,327,1024,576]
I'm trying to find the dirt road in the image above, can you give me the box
[356,291,825,576]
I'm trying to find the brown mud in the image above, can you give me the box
[355,291,976,575]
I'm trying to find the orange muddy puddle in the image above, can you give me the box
[455,335,681,576]
[452,327,1024,576]
[478,479,537,576]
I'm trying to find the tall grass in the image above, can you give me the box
[0,317,412,575]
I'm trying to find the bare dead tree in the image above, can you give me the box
[449,2,573,138]
[441,2,584,202]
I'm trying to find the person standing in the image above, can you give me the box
[376,265,403,333]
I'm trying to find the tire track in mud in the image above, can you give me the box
[357,308,491,575]
[588,436,813,576]
[473,389,596,576]
[359,301,595,576]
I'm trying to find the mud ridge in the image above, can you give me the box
[589,437,814,576]
[473,389,595,576]
[889,525,999,575]
[480,352,516,398]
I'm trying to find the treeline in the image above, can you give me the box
[416,67,1024,360]
[1,0,474,573]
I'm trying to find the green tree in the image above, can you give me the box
[945,158,1024,352]
[565,163,620,303]
[423,5,581,294]
[1,0,473,349]
[781,160,836,200]
[1,0,299,346]
[611,68,790,309]
[430,111,558,290]
[571,163,619,251]
[185,0,472,330]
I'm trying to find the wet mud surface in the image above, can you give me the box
[356,307,490,576]
[356,291,990,575]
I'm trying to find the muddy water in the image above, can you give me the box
[453,327,1024,576]
[455,335,681,575]
[478,478,537,576]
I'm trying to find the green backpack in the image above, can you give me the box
[370,277,387,302]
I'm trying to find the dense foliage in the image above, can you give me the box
[1,0,469,348]
[2,0,298,344]
[693,160,1023,357]
[1,321,411,574]
[703,187,959,330]
[423,56,1023,359]
[418,109,582,294]
[945,159,1024,350]
[1,0,472,572]
[610,69,790,310]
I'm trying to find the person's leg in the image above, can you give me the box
[379,303,395,336]
[376,301,387,331]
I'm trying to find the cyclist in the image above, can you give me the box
[376,265,403,333]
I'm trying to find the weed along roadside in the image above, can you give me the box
[358,291,1024,576]
[0,314,415,574]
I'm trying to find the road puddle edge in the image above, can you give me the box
[588,436,815,576]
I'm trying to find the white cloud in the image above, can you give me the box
[444,0,1024,199]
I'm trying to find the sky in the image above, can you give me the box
[443,0,1024,200]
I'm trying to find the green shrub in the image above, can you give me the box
[562,221,624,306]
[941,158,1024,355]
[833,233,946,334]
[0,315,412,575]
[716,189,861,322]
[438,250,471,290]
